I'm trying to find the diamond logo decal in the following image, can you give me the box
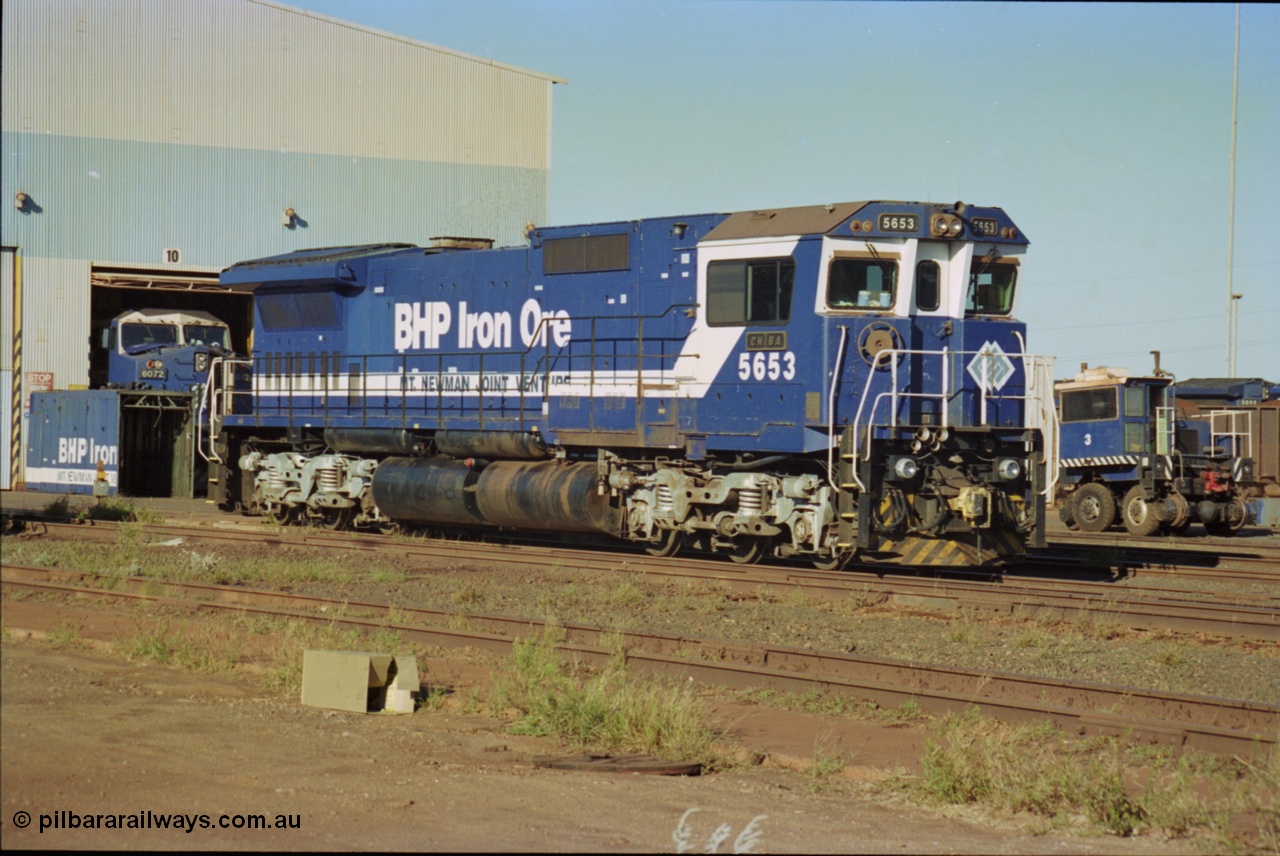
[966,340,1016,392]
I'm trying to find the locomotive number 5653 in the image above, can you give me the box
[737,351,797,381]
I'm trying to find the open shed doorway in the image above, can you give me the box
[88,268,253,389]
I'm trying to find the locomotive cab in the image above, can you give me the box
[105,308,232,392]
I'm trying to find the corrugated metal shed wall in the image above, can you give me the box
[0,0,559,484]
[2,0,558,263]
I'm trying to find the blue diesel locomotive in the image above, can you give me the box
[1055,366,1253,536]
[105,308,233,392]
[203,201,1056,568]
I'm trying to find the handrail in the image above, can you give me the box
[197,356,252,464]
[848,346,1056,486]
[1209,408,1253,459]
[197,304,700,444]
[827,325,849,490]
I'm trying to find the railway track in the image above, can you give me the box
[1039,532,1280,580]
[3,562,1275,755]
[8,517,1279,642]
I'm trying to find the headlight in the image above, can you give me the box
[996,459,1022,480]
[892,457,919,480]
[948,219,964,237]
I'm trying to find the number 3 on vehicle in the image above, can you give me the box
[737,351,796,381]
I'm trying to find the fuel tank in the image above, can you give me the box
[324,428,418,455]
[370,457,484,526]
[434,430,548,460]
[372,457,621,535]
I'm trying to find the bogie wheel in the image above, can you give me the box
[811,552,849,571]
[1121,486,1162,537]
[1072,483,1117,533]
[728,538,767,565]
[321,508,355,531]
[644,529,682,558]
[266,503,298,526]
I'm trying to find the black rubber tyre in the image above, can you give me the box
[1121,486,1162,537]
[1072,483,1117,533]
[1058,500,1079,530]
[1204,521,1237,538]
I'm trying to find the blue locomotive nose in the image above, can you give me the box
[106,308,233,392]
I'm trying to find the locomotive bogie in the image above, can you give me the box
[241,449,378,527]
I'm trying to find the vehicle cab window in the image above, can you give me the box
[965,258,1016,316]
[184,324,230,349]
[1059,387,1117,422]
[826,257,897,310]
[915,260,940,311]
[707,258,794,326]
[120,323,178,351]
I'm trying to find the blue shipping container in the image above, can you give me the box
[25,391,122,495]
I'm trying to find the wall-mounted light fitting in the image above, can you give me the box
[15,190,28,210]
[282,207,296,227]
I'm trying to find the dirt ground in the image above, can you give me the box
[0,597,1206,854]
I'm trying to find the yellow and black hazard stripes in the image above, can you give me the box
[869,525,1026,567]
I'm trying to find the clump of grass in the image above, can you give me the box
[241,616,366,691]
[1070,608,1122,641]
[48,622,80,649]
[105,497,164,523]
[805,737,853,792]
[871,699,928,726]
[915,708,1144,834]
[606,579,649,609]
[123,623,187,664]
[944,620,985,646]
[488,631,722,765]
[40,497,78,519]
[451,582,487,608]
[899,707,1279,844]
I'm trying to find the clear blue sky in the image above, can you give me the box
[287,0,1279,383]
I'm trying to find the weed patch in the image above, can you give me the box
[895,707,1279,845]
[488,632,723,766]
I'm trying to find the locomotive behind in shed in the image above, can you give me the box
[200,200,1056,568]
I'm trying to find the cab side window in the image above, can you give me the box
[707,258,794,326]
[826,258,898,309]
[915,260,940,311]
[1060,388,1118,422]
